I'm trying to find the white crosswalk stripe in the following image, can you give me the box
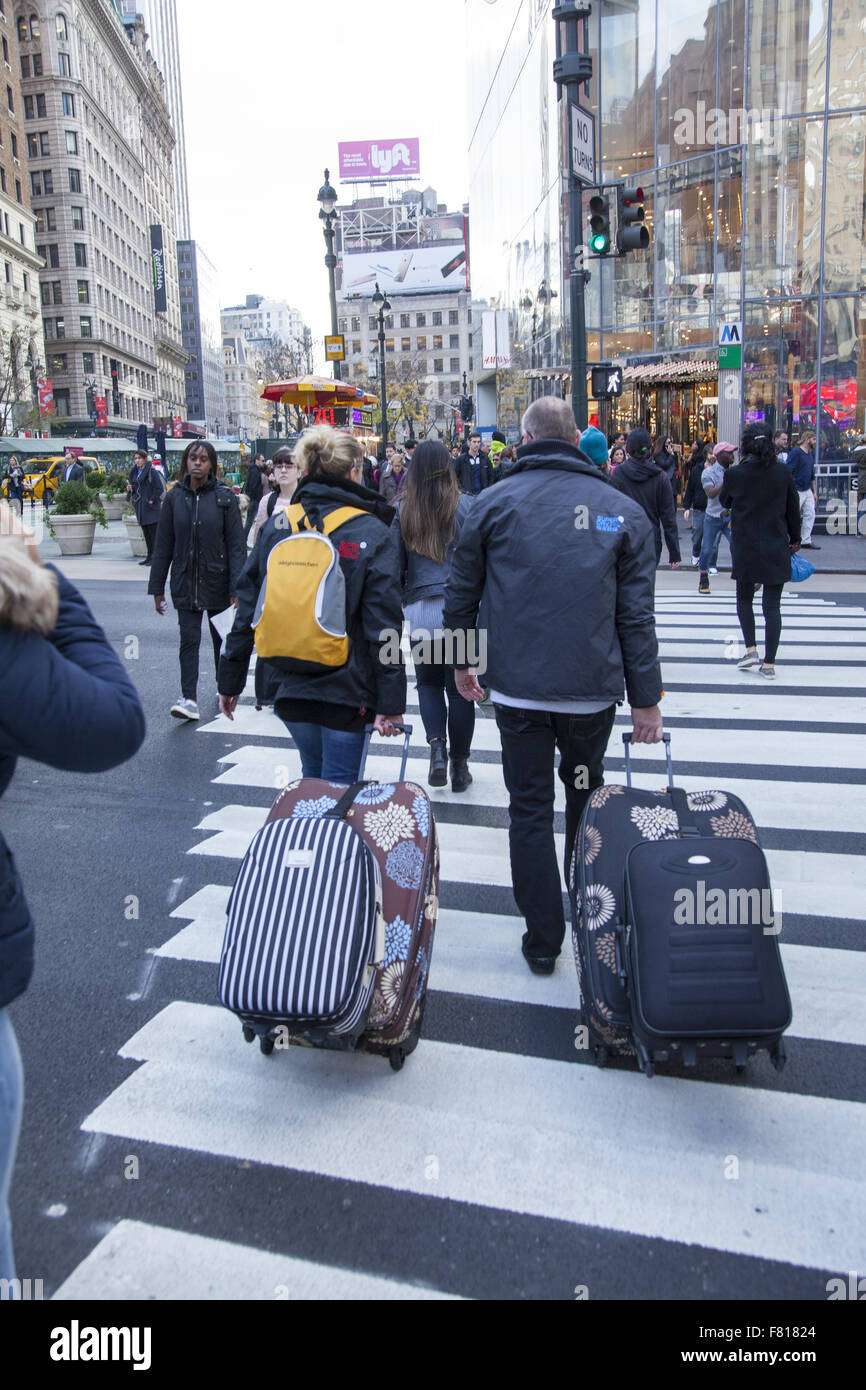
[62,590,866,1298]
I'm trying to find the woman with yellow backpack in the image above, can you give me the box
[218,426,406,782]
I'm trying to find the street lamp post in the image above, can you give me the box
[317,168,342,383]
[372,282,391,454]
[553,2,593,429]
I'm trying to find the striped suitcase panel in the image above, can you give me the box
[218,814,381,1034]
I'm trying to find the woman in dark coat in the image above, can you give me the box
[127,449,166,565]
[653,435,679,502]
[148,440,246,721]
[611,428,681,567]
[720,424,801,679]
[0,503,145,1283]
[218,425,406,783]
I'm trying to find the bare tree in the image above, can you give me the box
[0,327,43,436]
[259,330,316,431]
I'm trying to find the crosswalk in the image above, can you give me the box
[54,590,866,1300]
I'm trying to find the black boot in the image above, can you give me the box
[450,757,472,793]
[427,738,447,787]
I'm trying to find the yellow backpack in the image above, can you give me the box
[252,503,366,670]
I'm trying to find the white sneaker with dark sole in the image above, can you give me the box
[171,698,200,720]
[737,652,762,669]
[690,556,699,566]
[709,567,718,575]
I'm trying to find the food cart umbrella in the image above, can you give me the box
[260,376,376,409]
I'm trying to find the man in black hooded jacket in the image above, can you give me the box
[611,428,681,567]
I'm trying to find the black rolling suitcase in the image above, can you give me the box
[571,732,791,1076]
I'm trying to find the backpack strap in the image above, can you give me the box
[321,506,367,535]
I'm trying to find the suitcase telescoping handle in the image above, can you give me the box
[622,730,673,790]
[360,722,414,782]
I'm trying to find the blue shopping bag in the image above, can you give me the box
[790,550,815,582]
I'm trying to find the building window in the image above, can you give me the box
[32,53,42,76]
[433,335,443,350]
[40,281,49,305]
[351,316,360,331]
[450,358,460,373]
[0,168,5,193]
[80,316,92,337]
[29,15,40,41]
[19,56,29,79]
[26,93,46,119]
[13,177,19,202]
[65,130,77,155]
[449,334,459,349]
[48,352,67,374]
[432,311,443,326]
[1,39,7,66]
[68,167,80,192]
[77,279,89,303]
[61,92,75,117]
[51,280,62,303]
[55,317,65,339]
[6,85,12,112]
[9,132,15,158]
[434,359,443,373]
[449,309,459,325]
[35,206,55,232]
[416,313,426,327]
[74,242,86,267]
[401,337,411,352]
[58,52,70,77]
[385,338,394,352]
[416,336,426,350]
[368,316,376,331]
[53,389,70,417]
[71,205,83,229]
[400,313,410,328]
[16,17,26,42]
[82,352,94,374]
[56,13,68,40]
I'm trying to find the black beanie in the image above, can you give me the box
[626,428,653,461]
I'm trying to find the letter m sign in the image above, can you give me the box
[719,320,742,368]
[720,322,742,344]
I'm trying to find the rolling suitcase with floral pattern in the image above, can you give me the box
[570,732,790,1076]
[221,723,438,1071]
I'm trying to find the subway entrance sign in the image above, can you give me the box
[718,321,742,369]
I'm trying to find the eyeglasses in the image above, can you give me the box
[274,462,296,471]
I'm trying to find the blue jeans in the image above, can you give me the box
[284,722,367,782]
[690,508,705,558]
[699,513,731,571]
[0,1009,23,1284]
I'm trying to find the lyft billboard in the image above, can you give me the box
[338,138,420,181]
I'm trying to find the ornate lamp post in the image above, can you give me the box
[372,282,391,453]
[317,168,342,383]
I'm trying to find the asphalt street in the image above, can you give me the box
[4,565,866,1301]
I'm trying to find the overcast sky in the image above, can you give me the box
[175,0,469,346]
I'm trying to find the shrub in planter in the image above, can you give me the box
[85,471,103,491]
[49,481,108,530]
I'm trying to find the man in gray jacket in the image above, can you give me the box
[443,396,663,974]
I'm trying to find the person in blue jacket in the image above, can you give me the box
[0,502,145,1286]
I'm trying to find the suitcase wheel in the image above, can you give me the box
[259,1035,275,1056]
[388,1046,406,1072]
[592,1044,609,1068]
[771,1042,787,1073]
[242,1024,255,1044]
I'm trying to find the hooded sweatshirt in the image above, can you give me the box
[611,454,681,563]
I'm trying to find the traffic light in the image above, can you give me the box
[587,193,611,256]
[459,393,474,422]
[616,185,649,254]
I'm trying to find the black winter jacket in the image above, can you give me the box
[611,455,681,564]
[0,560,145,1009]
[219,473,407,721]
[682,457,708,512]
[148,476,246,611]
[719,455,801,585]
[442,440,663,708]
[128,460,166,526]
[244,462,265,505]
[454,452,494,494]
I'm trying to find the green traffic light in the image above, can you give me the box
[590,233,609,253]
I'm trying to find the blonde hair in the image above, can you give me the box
[0,534,59,633]
[293,425,363,478]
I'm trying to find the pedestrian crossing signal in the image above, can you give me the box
[588,194,611,256]
[616,186,649,254]
[591,365,623,398]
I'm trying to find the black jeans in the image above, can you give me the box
[142,522,158,560]
[494,702,617,958]
[736,581,784,664]
[413,658,475,758]
[177,607,223,700]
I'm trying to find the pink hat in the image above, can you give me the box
[712,441,736,457]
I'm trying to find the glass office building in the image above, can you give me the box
[467,0,866,469]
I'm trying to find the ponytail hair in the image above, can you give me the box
[740,424,777,468]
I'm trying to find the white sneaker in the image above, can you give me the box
[709,567,718,575]
[171,698,200,721]
[690,555,699,566]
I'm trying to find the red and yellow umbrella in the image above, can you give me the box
[261,375,377,409]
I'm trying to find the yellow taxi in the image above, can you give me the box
[1,455,103,503]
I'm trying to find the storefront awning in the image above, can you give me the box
[526,357,718,385]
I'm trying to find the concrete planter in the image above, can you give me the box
[100,493,127,521]
[124,515,148,557]
[52,513,97,556]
